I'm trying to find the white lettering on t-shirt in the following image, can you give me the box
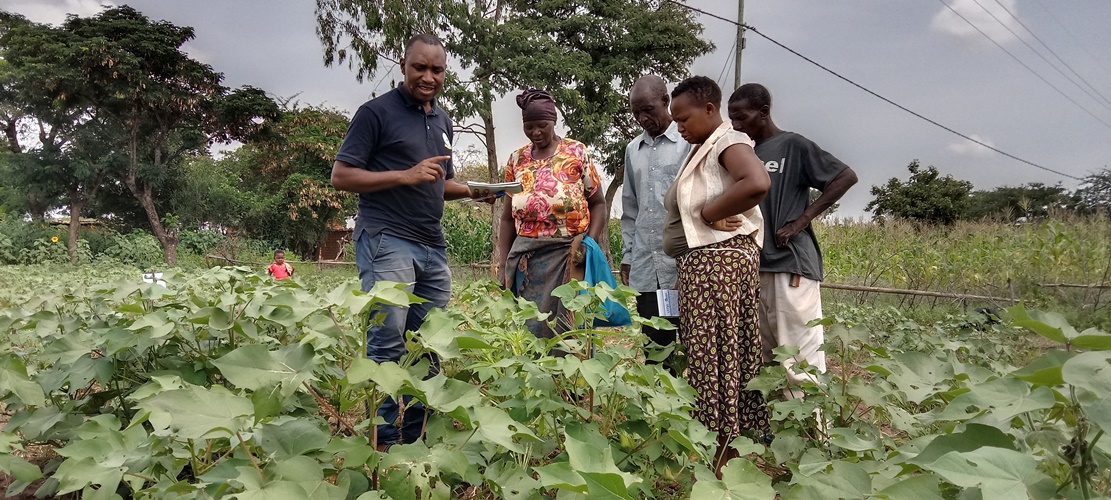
[765,157,786,173]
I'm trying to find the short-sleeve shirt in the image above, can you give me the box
[268,263,292,279]
[335,86,455,247]
[755,131,847,280]
[503,138,603,238]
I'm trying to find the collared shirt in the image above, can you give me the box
[335,86,455,247]
[620,121,690,291]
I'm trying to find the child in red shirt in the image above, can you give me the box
[267,250,294,279]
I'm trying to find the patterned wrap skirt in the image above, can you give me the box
[676,234,770,435]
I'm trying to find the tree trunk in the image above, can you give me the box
[125,168,178,266]
[138,185,177,266]
[481,102,502,279]
[2,118,22,154]
[604,161,623,209]
[66,197,86,263]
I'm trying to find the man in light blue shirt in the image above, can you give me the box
[620,75,691,353]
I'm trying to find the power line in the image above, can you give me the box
[716,34,738,89]
[662,0,1084,181]
[989,0,1111,108]
[1031,0,1111,78]
[969,0,1111,112]
[935,0,1111,130]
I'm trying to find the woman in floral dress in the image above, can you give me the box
[496,89,607,343]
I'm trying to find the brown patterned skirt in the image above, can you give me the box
[676,234,770,436]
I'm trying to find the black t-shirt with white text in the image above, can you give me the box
[754,132,847,280]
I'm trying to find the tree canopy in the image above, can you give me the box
[315,0,712,195]
[0,6,280,264]
[866,160,973,225]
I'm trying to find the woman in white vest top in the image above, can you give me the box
[661,76,771,477]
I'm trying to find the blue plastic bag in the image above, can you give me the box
[580,236,632,327]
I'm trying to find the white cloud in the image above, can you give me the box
[931,0,1024,46]
[0,0,116,25]
[948,134,996,157]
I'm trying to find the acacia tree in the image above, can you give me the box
[1076,168,1111,216]
[866,160,974,225]
[964,183,1073,221]
[56,7,279,265]
[0,12,117,260]
[232,104,355,259]
[315,0,711,261]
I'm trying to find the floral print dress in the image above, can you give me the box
[504,138,603,238]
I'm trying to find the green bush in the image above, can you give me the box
[0,215,61,264]
[607,218,623,263]
[102,230,164,267]
[179,229,227,255]
[443,202,493,264]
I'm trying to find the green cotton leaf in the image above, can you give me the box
[52,457,122,495]
[324,437,377,469]
[336,469,371,499]
[300,480,347,500]
[1061,351,1111,395]
[232,480,311,500]
[870,351,955,404]
[770,433,807,465]
[828,323,871,348]
[266,455,323,482]
[937,377,1055,423]
[253,418,331,460]
[0,357,46,407]
[0,454,43,483]
[1009,305,1076,344]
[188,306,233,330]
[266,291,327,325]
[485,462,541,500]
[921,447,1054,500]
[910,424,1016,466]
[412,373,481,423]
[1010,349,1075,387]
[212,344,316,398]
[127,309,175,339]
[472,406,542,454]
[828,427,882,453]
[366,281,423,308]
[1084,396,1111,434]
[563,422,640,490]
[137,385,255,440]
[251,386,284,421]
[871,474,945,500]
[579,472,634,500]
[377,442,453,499]
[344,359,416,395]
[534,462,587,492]
[414,309,466,359]
[728,436,766,457]
[1072,330,1111,350]
[211,307,234,330]
[41,336,93,365]
[691,459,775,500]
[785,460,871,500]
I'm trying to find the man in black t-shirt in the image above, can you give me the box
[332,33,484,447]
[727,83,858,399]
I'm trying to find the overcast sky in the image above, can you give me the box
[4,0,1110,218]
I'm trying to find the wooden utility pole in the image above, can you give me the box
[735,0,745,90]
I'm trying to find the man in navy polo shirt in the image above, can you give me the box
[332,33,481,448]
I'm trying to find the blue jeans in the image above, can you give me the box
[355,230,452,445]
